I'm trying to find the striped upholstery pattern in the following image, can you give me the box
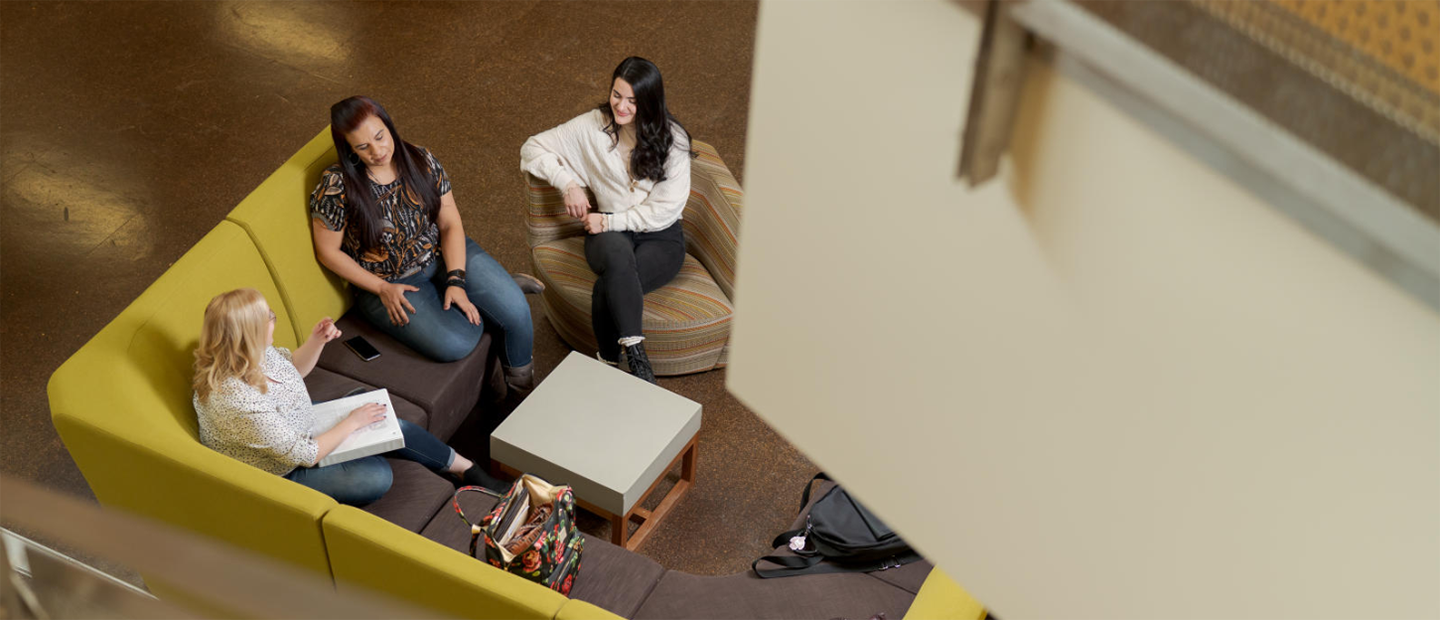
[525,140,743,375]
[682,141,743,302]
[533,238,734,375]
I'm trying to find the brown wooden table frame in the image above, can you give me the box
[495,435,697,551]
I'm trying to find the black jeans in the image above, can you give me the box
[584,220,686,362]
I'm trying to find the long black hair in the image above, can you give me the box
[329,96,441,250]
[595,57,697,183]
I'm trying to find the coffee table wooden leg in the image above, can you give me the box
[492,461,522,484]
[681,440,696,483]
[617,437,698,551]
[610,512,627,547]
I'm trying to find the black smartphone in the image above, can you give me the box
[344,335,381,362]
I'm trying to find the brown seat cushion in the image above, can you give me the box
[421,489,666,618]
[303,367,428,430]
[362,460,458,533]
[565,534,666,618]
[418,486,500,554]
[633,570,919,620]
[315,311,493,441]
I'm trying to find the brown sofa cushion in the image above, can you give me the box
[418,487,498,553]
[362,460,458,533]
[421,489,666,618]
[315,312,493,440]
[303,367,429,430]
[633,570,919,620]
[565,534,666,618]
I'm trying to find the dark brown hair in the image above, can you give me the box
[329,96,441,249]
[595,57,696,183]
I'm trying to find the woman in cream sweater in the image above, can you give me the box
[520,57,696,383]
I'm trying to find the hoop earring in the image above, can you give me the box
[347,152,361,166]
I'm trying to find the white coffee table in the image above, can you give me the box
[490,352,702,549]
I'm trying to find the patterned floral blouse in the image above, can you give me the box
[309,146,452,281]
[194,347,318,476]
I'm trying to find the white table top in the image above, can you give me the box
[490,352,703,515]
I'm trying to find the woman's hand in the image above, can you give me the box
[312,401,388,464]
[442,285,481,326]
[293,316,342,378]
[584,213,605,235]
[344,402,388,433]
[310,317,342,345]
[380,282,419,326]
[564,184,591,219]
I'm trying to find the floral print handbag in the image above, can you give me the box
[453,473,584,595]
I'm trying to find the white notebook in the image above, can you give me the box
[309,388,405,468]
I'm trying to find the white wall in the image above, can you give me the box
[728,2,1440,618]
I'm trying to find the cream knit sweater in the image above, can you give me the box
[521,109,691,233]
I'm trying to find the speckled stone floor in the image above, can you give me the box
[1,0,820,587]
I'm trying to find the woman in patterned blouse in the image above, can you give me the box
[311,96,541,396]
[192,288,506,505]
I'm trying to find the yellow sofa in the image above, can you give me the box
[47,128,983,619]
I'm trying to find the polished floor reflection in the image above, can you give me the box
[2,0,819,584]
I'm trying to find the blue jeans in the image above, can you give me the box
[284,419,457,506]
[355,237,533,366]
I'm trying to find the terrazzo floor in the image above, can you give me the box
[0,0,823,588]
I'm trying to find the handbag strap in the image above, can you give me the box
[452,485,503,557]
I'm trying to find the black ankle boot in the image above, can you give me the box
[461,464,509,494]
[623,342,657,384]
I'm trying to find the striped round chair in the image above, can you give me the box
[525,140,742,376]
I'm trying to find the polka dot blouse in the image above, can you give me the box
[194,347,319,476]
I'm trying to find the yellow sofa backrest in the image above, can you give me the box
[226,126,351,344]
[903,568,988,620]
[48,222,340,588]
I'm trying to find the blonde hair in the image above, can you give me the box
[193,288,271,402]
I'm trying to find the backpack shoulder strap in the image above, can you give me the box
[752,553,825,578]
[752,550,922,579]
[798,472,832,513]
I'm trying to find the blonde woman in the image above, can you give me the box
[192,288,505,505]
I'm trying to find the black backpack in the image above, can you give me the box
[752,473,921,578]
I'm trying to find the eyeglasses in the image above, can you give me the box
[268,310,277,323]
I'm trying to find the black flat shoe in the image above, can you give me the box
[461,464,510,494]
